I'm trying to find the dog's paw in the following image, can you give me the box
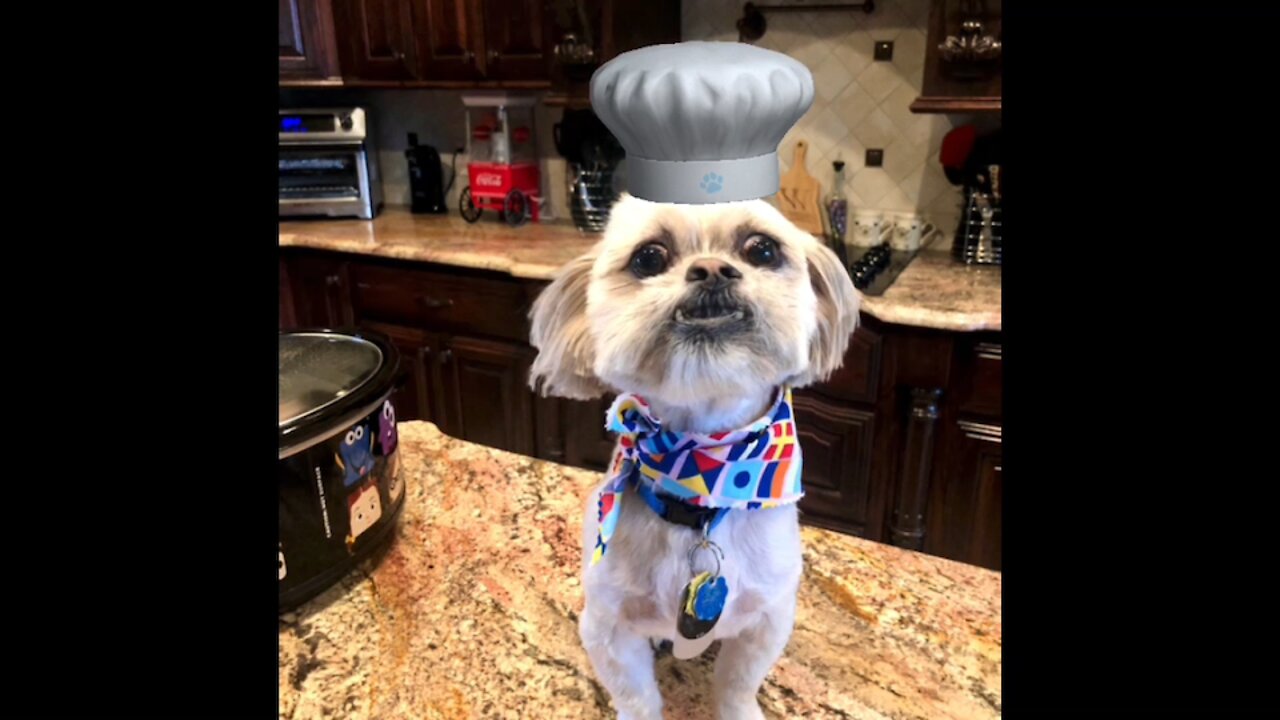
[699,172,724,195]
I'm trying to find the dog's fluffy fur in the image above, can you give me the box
[529,195,859,719]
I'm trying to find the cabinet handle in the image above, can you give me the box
[437,349,453,365]
[324,274,341,287]
[417,296,454,309]
[463,50,475,63]
[394,49,409,75]
[488,49,499,62]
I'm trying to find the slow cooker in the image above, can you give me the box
[279,329,404,611]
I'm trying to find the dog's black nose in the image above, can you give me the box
[685,258,742,287]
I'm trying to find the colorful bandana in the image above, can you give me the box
[590,387,804,565]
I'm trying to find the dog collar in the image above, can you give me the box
[590,387,804,565]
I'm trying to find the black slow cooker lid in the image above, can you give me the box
[279,328,400,457]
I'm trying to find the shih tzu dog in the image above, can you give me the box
[529,194,859,720]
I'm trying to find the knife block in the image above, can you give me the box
[953,187,1002,265]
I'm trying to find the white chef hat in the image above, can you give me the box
[590,41,814,204]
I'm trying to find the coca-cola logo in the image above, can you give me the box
[476,173,503,187]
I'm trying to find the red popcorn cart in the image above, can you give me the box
[459,94,542,226]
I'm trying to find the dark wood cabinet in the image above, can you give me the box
[793,392,877,537]
[562,396,617,471]
[292,0,678,88]
[481,0,552,81]
[334,0,550,85]
[286,254,355,328]
[438,334,536,455]
[280,0,342,82]
[912,0,1002,114]
[926,419,1001,569]
[412,0,483,82]
[336,0,420,82]
[359,320,446,425]
[280,248,1003,569]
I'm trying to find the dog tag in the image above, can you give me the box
[673,572,727,659]
[677,571,728,639]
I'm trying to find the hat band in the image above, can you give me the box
[625,153,779,204]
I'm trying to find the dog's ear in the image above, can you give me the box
[529,252,608,399]
[796,241,860,386]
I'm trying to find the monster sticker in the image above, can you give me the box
[336,423,375,487]
[377,400,398,456]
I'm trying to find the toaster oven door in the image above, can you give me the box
[278,145,373,219]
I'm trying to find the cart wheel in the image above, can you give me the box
[503,190,529,227]
[460,187,482,223]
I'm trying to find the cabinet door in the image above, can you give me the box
[286,255,355,328]
[925,420,1002,570]
[480,0,550,81]
[438,335,535,455]
[562,396,616,471]
[410,0,483,81]
[280,0,341,81]
[359,321,445,425]
[792,391,877,537]
[337,0,419,81]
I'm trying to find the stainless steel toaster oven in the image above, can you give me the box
[279,108,382,220]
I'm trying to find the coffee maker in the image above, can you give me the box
[405,133,447,214]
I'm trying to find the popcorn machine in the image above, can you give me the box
[459,94,542,226]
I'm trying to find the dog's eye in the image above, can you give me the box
[742,234,782,269]
[629,243,670,278]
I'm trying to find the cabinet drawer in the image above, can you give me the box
[350,263,531,342]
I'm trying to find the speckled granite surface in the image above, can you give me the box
[279,208,999,331]
[859,241,1002,332]
[279,209,599,281]
[278,422,1001,720]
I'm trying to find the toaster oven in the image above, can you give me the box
[279,108,382,220]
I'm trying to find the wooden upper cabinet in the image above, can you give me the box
[480,0,551,81]
[912,0,1002,114]
[337,0,419,82]
[279,0,341,82]
[410,0,483,82]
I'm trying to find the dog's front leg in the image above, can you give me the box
[711,597,796,720]
[579,603,663,720]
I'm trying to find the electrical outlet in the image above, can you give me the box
[874,41,894,61]
[866,149,884,167]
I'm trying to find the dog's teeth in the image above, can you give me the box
[732,310,744,320]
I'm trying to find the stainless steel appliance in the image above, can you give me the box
[279,108,382,220]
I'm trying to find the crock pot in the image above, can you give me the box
[279,328,404,612]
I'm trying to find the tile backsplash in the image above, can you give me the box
[684,0,996,234]
[281,0,996,232]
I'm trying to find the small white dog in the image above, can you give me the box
[529,194,859,719]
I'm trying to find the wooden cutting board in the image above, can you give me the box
[777,140,824,235]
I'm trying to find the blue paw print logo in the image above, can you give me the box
[699,172,724,195]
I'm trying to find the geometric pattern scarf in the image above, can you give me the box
[590,386,804,565]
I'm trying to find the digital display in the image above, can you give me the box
[280,115,335,133]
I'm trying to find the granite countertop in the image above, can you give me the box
[860,239,1002,332]
[279,208,1001,332]
[279,422,1001,720]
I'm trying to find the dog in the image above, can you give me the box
[529,194,859,719]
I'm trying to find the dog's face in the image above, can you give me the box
[530,195,859,405]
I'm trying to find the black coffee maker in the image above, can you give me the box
[405,133,447,214]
